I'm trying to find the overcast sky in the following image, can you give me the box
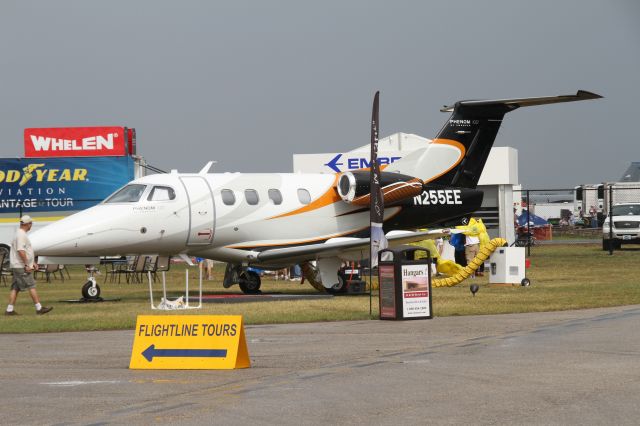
[1,0,638,189]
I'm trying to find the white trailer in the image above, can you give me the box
[602,182,640,216]
[531,202,573,222]
[574,184,604,217]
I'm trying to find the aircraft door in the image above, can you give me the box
[180,176,215,246]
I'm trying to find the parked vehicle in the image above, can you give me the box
[602,203,640,250]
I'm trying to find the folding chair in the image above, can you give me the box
[126,255,148,284]
[35,264,64,283]
[144,255,171,283]
[0,252,10,287]
[103,256,129,284]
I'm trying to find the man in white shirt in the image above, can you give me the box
[465,234,481,277]
[5,215,52,316]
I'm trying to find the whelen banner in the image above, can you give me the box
[24,127,133,158]
[0,157,135,213]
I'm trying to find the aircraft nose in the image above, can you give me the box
[29,206,102,256]
[30,221,81,256]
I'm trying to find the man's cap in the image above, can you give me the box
[20,215,33,224]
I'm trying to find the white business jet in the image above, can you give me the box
[30,90,601,296]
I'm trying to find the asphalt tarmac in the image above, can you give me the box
[2,305,639,425]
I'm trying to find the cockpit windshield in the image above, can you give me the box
[105,184,147,203]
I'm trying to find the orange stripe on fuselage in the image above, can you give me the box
[269,174,342,220]
[268,165,391,220]
[422,138,466,184]
[229,207,402,250]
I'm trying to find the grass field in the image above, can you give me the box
[1,243,639,333]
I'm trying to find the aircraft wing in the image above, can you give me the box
[255,229,451,265]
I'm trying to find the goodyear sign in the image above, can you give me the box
[129,315,250,370]
[0,157,134,213]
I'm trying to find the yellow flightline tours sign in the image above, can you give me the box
[129,315,250,370]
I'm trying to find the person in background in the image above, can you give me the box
[464,232,481,277]
[276,267,290,280]
[589,205,598,228]
[290,264,302,281]
[5,215,52,316]
[198,258,214,280]
[449,232,467,267]
[204,259,214,280]
[435,237,444,256]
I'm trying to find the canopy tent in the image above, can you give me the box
[517,210,549,227]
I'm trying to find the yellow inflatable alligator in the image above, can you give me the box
[411,218,507,287]
[432,237,507,287]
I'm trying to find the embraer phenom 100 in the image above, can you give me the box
[31,90,601,295]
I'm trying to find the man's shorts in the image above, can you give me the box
[11,268,36,291]
[464,244,480,265]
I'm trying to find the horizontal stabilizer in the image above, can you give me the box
[440,90,602,112]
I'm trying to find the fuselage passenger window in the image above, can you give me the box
[297,188,311,205]
[245,189,259,205]
[268,189,283,205]
[105,184,147,203]
[147,186,176,201]
[221,189,236,205]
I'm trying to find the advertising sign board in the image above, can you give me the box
[24,127,128,157]
[129,315,250,370]
[0,156,134,214]
[379,264,397,319]
[401,264,432,318]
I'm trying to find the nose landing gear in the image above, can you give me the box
[81,268,102,301]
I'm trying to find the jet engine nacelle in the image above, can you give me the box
[337,170,424,206]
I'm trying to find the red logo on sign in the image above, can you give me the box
[24,127,127,158]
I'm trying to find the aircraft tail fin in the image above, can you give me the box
[388,90,602,188]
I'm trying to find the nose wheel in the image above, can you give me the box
[81,277,102,300]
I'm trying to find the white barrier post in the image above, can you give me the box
[147,271,155,309]
[185,268,189,308]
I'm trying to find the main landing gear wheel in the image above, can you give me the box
[521,278,531,287]
[81,281,101,300]
[325,276,348,295]
[239,271,261,294]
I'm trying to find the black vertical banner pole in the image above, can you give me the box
[369,91,385,317]
[526,190,531,257]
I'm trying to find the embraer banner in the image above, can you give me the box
[0,157,134,213]
[293,152,404,174]
[24,127,128,157]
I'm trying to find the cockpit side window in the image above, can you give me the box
[147,186,176,202]
[105,184,147,203]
